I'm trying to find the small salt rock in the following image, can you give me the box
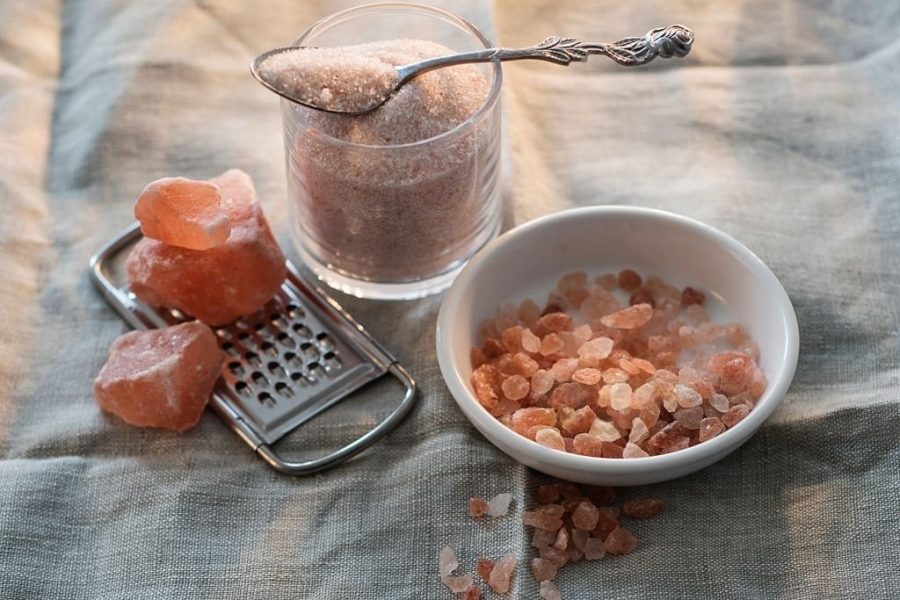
[552,526,569,550]
[558,406,595,436]
[601,303,653,329]
[674,383,703,408]
[699,417,727,442]
[622,442,649,458]
[469,497,489,518]
[463,586,482,600]
[487,554,517,594]
[521,328,541,353]
[532,528,556,549]
[721,404,751,427]
[589,418,622,442]
[571,500,600,531]
[629,418,650,444]
[609,382,633,412]
[622,498,665,519]
[476,558,494,583]
[577,337,614,361]
[439,546,459,577]
[539,545,569,568]
[535,427,567,452]
[572,433,604,457]
[531,557,558,583]
[486,493,513,517]
[592,508,620,541]
[674,406,704,430]
[603,526,638,555]
[531,369,556,395]
[501,374,530,401]
[540,580,562,600]
[442,574,473,593]
[710,393,730,413]
[571,528,589,551]
[583,537,607,560]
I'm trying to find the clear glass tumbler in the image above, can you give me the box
[282,3,502,300]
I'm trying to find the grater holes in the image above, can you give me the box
[291,372,315,386]
[252,371,269,387]
[260,341,278,356]
[322,351,342,372]
[228,361,245,376]
[300,341,318,359]
[286,303,304,319]
[270,314,288,329]
[274,382,293,398]
[292,323,312,339]
[284,351,302,368]
[245,351,261,367]
[268,362,286,378]
[276,332,295,347]
[307,361,326,379]
[235,381,251,397]
[258,391,276,408]
[222,342,240,357]
[253,322,266,332]
[315,332,334,351]
[238,332,252,343]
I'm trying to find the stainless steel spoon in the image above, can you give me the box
[251,24,694,115]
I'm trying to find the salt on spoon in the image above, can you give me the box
[251,25,694,114]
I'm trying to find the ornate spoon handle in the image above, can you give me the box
[396,25,694,82]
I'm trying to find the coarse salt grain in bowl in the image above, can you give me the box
[436,206,799,485]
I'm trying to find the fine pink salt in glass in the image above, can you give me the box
[281,4,503,300]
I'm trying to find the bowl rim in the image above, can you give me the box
[436,205,800,475]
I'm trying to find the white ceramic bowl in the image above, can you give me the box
[436,206,799,485]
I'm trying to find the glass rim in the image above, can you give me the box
[285,1,502,151]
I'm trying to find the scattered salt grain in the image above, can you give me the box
[486,493,513,517]
[540,580,563,600]
[487,555,517,594]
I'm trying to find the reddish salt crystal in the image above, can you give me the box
[629,288,656,308]
[476,558,494,583]
[443,575,474,593]
[469,497,489,518]
[709,393,730,413]
[567,546,584,563]
[511,408,557,437]
[134,177,230,250]
[501,326,524,353]
[654,351,678,369]
[535,427,567,451]
[596,273,618,290]
[539,545,570,568]
[618,358,641,376]
[521,328,541,354]
[550,358,579,383]
[630,357,657,375]
[583,537,607,561]
[608,383,632,412]
[577,337,614,361]
[549,382,593,409]
[678,325,701,347]
[681,286,706,307]
[592,508,620,541]
[540,333,565,357]
[749,367,768,398]
[629,417,650,444]
[471,364,500,410]
[572,433,604,457]
[531,369,555,395]
[603,526,638,555]
[623,498,665,519]
[487,555,517,594]
[558,271,587,293]
[523,504,565,531]
[572,368,603,385]
[439,546,459,577]
[699,417,726,442]
[708,351,754,394]
[537,485,561,505]
[552,526,569,550]
[127,170,286,325]
[648,334,677,354]
[721,404,750,427]
[630,382,657,410]
[501,374,530,401]
[513,353,540,378]
[518,299,542,328]
[589,418,621,442]
[531,557,558,583]
[673,383,703,408]
[571,527,590,551]
[587,486,616,506]
[487,493,513,517]
[481,338,505,360]
[678,367,717,399]
[463,586,482,600]
[571,500,600,531]
[582,286,622,319]
[558,406,595,436]
[602,368,630,384]
[595,385,611,409]
[94,322,223,432]
[532,528,556,548]
[538,312,572,333]
[540,580,563,600]
[617,269,642,291]
[674,406,704,430]
[639,405,660,429]
[622,442,649,458]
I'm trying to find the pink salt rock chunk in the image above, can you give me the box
[548,382,593,409]
[127,170,286,325]
[532,528,556,549]
[93,321,223,432]
[486,493,513,517]
[603,526,638,555]
[571,500,600,531]
[523,504,565,531]
[442,575,473,593]
[540,333,565,356]
[535,427,567,451]
[511,408,557,437]
[540,545,569,568]
[134,177,231,250]
[438,546,459,577]
[629,417,650,444]
[501,374,530,401]
[468,497,489,518]
[674,406,704,429]
[571,528,589,551]
[577,337,614,361]
[710,393,731,413]
[540,580,562,600]
[552,526,569,550]
[463,586,482,600]
[622,498,666,519]
[558,406,595,436]
[608,382,633,412]
[699,417,727,442]
[673,383,703,408]
[622,442,649,458]
[600,303,653,329]
[521,328,541,353]
[572,433,604,457]
[583,537,607,560]
[531,369,555,395]
[476,558,494,583]
[550,357,579,382]
[589,418,621,442]
[531,557,558,583]
[722,403,751,427]
[487,555,517,594]
[572,367,603,385]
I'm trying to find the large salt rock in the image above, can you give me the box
[127,169,286,325]
[93,321,223,432]
[134,177,231,250]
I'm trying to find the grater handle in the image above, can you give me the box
[254,362,417,475]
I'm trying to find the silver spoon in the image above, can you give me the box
[251,24,694,115]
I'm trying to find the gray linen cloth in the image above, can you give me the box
[1,0,898,598]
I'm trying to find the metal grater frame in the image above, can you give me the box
[90,222,417,475]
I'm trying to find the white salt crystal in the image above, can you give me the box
[540,580,563,600]
[487,492,513,517]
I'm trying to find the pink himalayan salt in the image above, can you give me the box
[699,417,727,442]
[550,358,579,382]
[558,406,595,436]
[593,507,620,541]
[511,408,556,437]
[622,498,665,519]
[673,383,703,408]
[602,367,630,383]
[608,382,632,411]
[501,326,524,353]
[618,269,642,291]
[571,528,589,551]
[519,299,541,326]
[476,558,494,583]
[127,169,286,325]
[628,418,650,444]
[535,427,566,452]
[600,303,653,329]
[443,574,473,593]
[463,586,482,600]
[134,177,230,250]
[531,369,556,395]
[539,546,569,568]
[540,333,565,356]
[548,382,593,409]
[501,374,530,401]
[521,329,541,353]
[552,526,569,550]
[589,418,621,442]
[572,368,603,385]
[487,493,513,517]
[523,504,565,531]
[622,442,650,458]
[721,403,751,427]
[540,580,563,600]
[572,433,603,457]
[577,337,614,361]
[603,526,638,555]
[571,500,600,531]
[468,497,489,518]
[532,529,556,548]
[538,312,572,333]
[583,537,607,560]
[93,321,223,432]
[674,406,704,430]
[487,555,517,594]
[438,546,459,577]
[532,558,558,583]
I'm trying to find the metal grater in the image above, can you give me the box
[90,223,417,475]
